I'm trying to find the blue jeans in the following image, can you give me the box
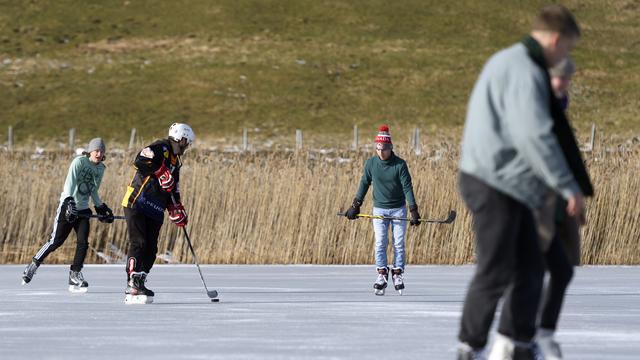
[372,207,407,270]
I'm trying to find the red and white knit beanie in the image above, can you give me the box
[375,124,393,150]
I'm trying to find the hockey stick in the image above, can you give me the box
[170,194,219,301]
[84,214,126,220]
[336,210,456,224]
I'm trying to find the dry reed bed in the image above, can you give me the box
[1,145,638,265]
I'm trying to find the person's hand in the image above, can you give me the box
[345,198,363,220]
[63,196,78,223]
[95,203,114,223]
[409,205,421,226]
[566,193,585,225]
[168,202,188,227]
[154,163,174,192]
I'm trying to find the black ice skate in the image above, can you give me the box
[391,268,405,295]
[125,272,155,304]
[373,267,389,296]
[21,260,40,285]
[68,270,89,293]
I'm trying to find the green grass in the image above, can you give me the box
[1,0,639,146]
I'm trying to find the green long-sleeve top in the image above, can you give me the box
[59,155,106,210]
[354,153,417,209]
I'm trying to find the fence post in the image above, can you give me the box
[242,128,249,152]
[589,123,596,152]
[411,128,422,155]
[352,125,358,150]
[295,129,303,150]
[128,128,137,150]
[8,126,13,151]
[69,128,76,150]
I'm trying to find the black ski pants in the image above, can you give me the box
[33,203,92,272]
[539,234,574,330]
[500,220,575,336]
[124,207,163,278]
[458,173,545,349]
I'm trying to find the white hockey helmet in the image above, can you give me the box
[168,123,195,145]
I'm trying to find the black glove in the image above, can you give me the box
[62,196,78,223]
[345,198,363,220]
[95,203,115,223]
[409,205,421,226]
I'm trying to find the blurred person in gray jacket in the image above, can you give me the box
[455,5,592,360]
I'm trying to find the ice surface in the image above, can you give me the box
[1,265,638,359]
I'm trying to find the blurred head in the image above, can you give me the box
[375,124,393,160]
[531,5,581,66]
[550,57,575,98]
[83,138,106,163]
[168,123,195,155]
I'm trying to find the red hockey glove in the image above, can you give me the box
[168,202,188,227]
[153,163,174,192]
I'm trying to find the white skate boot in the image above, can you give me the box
[537,329,562,360]
[488,333,544,360]
[21,260,40,285]
[373,267,388,296]
[68,270,89,293]
[392,267,405,295]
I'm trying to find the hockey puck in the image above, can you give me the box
[211,298,220,302]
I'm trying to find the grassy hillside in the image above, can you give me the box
[1,0,638,146]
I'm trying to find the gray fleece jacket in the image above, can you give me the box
[459,42,580,209]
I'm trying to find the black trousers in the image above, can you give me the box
[458,173,545,349]
[124,207,163,278]
[539,235,574,330]
[33,203,92,272]
[499,220,575,337]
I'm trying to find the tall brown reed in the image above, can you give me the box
[1,142,638,266]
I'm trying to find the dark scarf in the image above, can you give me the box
[521,36,593,196]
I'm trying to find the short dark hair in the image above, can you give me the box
[532,4,581,37]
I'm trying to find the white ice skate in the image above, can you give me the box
[488,333,514,360]
[373,267,388,296]
[21,260,40,285]
[392,268,404,295]
[488,333,544,360]
[124,272,154,304]
[537,329,562,360]
[457,343,486,360]
[68,270,89,293]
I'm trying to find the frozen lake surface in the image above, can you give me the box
[1,265,638,359]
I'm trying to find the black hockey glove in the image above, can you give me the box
[409,205,421,226]
[95,203,115,223]
[345,198,363,220]
[62,196,78,223]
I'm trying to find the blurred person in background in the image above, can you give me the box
[455,5,592,360]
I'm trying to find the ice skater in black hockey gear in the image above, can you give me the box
[344,124,420,296]
[121,123,194,304]
[21,138,114,293]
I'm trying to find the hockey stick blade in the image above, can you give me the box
[417,209,456,224]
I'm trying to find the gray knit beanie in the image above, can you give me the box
[83,138,106,155]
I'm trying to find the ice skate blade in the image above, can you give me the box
[68,285,88,293]
[397,289,403,295]
[125,294,153,304]
[21,280,28,285]
[374,289,385,296]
